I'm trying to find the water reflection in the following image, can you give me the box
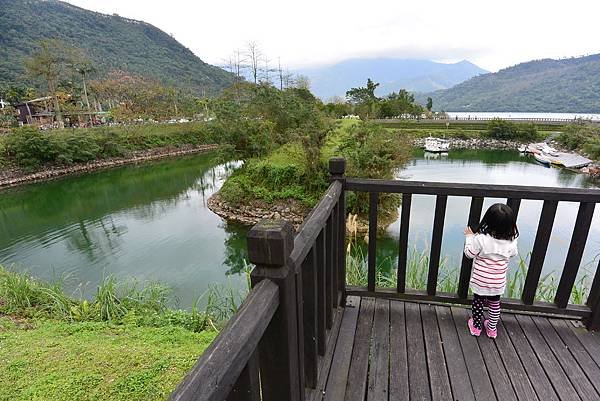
[0,154,246,308]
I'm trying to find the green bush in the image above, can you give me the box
[3,122,216,171]
[556,125,600,160]
[485,118,538,141]
[5,127,61,170]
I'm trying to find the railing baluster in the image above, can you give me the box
[507,198,521,220]
[458,197,484,299]
[294,264,306,401]
[397,193,412,293]
[522,200,558,304]
[302,246,318,388]
[331,206,339,308]
[228,352,261,401]
[338,193,347,304]
[427,195,448,295]
[316,230,327,354]
[368,192,378,292]
[329,157,347,305]
[555,202,596,308]
[325,215,334,329]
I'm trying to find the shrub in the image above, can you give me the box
[5,127,60,170]
[485,118,538,141]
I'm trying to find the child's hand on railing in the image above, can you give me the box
[464,226,474,236]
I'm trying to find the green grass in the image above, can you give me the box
[0,265,249,400]
[0,318,216,401]
[345,243,591,304]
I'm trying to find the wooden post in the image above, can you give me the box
[329,157,347,305]
[586,259,600,331]
[248,220,301,401]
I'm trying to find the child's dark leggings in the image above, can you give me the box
[472,293,501,330]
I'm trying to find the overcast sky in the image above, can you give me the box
[66,0,600,72]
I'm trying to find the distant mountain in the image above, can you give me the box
[297,58,488,100]
[0,0,234,95]
[421,54,600,113]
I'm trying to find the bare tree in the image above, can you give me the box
[245,41,262,84]
[277,57,284,90]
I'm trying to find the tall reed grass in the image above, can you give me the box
[0,265,250,331]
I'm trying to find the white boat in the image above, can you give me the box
[526,142,558,156]
[424,137,450,153]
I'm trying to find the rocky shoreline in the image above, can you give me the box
[207,194,308,229]
[413,137,520,150]
[0,144,218,189]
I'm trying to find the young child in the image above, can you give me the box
[464,203,519,338]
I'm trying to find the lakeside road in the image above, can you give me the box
[0,143,218,189]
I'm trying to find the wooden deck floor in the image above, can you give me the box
[309,296,600,401]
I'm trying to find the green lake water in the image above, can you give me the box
[0,149,598,307]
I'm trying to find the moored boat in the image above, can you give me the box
[424,137,450,153]
[534,153,551,166]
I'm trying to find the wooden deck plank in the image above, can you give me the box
[451,307,497,401]
[344,297,375,401]
[494,319,539,401]
[389,300,408,401]
[435,306,475,401]
[307,307,345,401]
[475,332,518,401]
[532,317,598,401]
[568,321,600,367]
[367,299,390,401]
[322,297,361,401]
[501,314,560,401]
[405,302,432,401]
[420,304,453,401]
[515,315,581,401]
[550,319,600,395]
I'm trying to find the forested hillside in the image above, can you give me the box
[0,0,234,95]
[422,54,600,112]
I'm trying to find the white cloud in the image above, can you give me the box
[65,0,600,72]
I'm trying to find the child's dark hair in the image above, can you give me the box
[475,203,519,240]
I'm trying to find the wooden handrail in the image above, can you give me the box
[168,279,279,401]
[344,172,600,329]
[346,178,600,202]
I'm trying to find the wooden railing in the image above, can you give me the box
[169,158,346,401]
[345,176,600,329]
[170,157,600,401]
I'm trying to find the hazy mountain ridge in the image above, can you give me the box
[0,0,234,95]
[298,58,488,100]
[421,54,600,112]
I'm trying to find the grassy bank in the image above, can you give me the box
[556,124,600,161]
[0,122,218,172]
[219,120,410,223]
[0,266,248,401]
[0,319,215,401]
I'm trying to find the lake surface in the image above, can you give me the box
[446,111,600,121]
[371,149,599,289]
[0,154,249,308]
[0,149,598,307]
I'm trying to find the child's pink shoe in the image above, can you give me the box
[484,320,497,339]
[468,318,481,336]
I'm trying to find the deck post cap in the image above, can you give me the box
[329,157,346,176]
[247,219,294,266]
